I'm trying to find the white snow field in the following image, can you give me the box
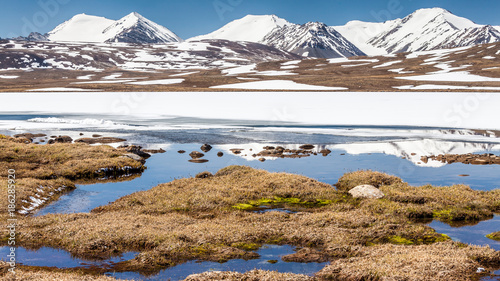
[127,79,184,85]
[0,75,19,79]
[25,88,100,92]
[2,92,500,130]
[210,80,346,90]
[397,71,500,82]
[395,85,500,91]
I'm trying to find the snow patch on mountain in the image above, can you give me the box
[48,14,115,42]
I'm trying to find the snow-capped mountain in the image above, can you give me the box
[190,14,292,43]
[193,15,364,58]
[334,8,500,55]
[101,12,182,43]
[14,8,500,59]
[47,12,181,44]
[262,22,365,58]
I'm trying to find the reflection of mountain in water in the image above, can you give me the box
[334,140,500,167]
[216,140,500,168]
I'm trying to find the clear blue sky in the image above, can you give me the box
[1,0,499,39]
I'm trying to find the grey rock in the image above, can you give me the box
[348,185,384,199]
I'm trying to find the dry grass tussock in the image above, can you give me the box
[9,166,500,280]
[0,177,75,217]
[0,136,143,180]
[335,170,403,191]
[316,242,500,281]
[338,170,499,223]
[487,231,500,241]
[94,165,343,214]
[184,269,313,281]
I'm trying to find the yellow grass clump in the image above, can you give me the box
[0,136,144,215]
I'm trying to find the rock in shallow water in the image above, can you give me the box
[189,151,205,159]
[201,144,212,152]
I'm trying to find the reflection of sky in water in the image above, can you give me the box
[108,245,327,281]
[0,245,325,281]
[429,216,500,250]
[0,247,136,268]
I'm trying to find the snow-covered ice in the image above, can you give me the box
[2,92,500,130]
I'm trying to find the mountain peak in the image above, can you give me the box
[124,12,145,21]
[190,14,292,43]
[404,7,479,30]
[262,21,365,58]
[303,22,328,30]
[412,7,451,14]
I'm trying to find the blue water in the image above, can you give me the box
[37,144,500,215]
[0,247,137,268]
[0,245,326,280]
[429,215,500,250]
[106,245,327,280]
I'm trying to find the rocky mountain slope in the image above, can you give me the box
[262,22,365,58]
